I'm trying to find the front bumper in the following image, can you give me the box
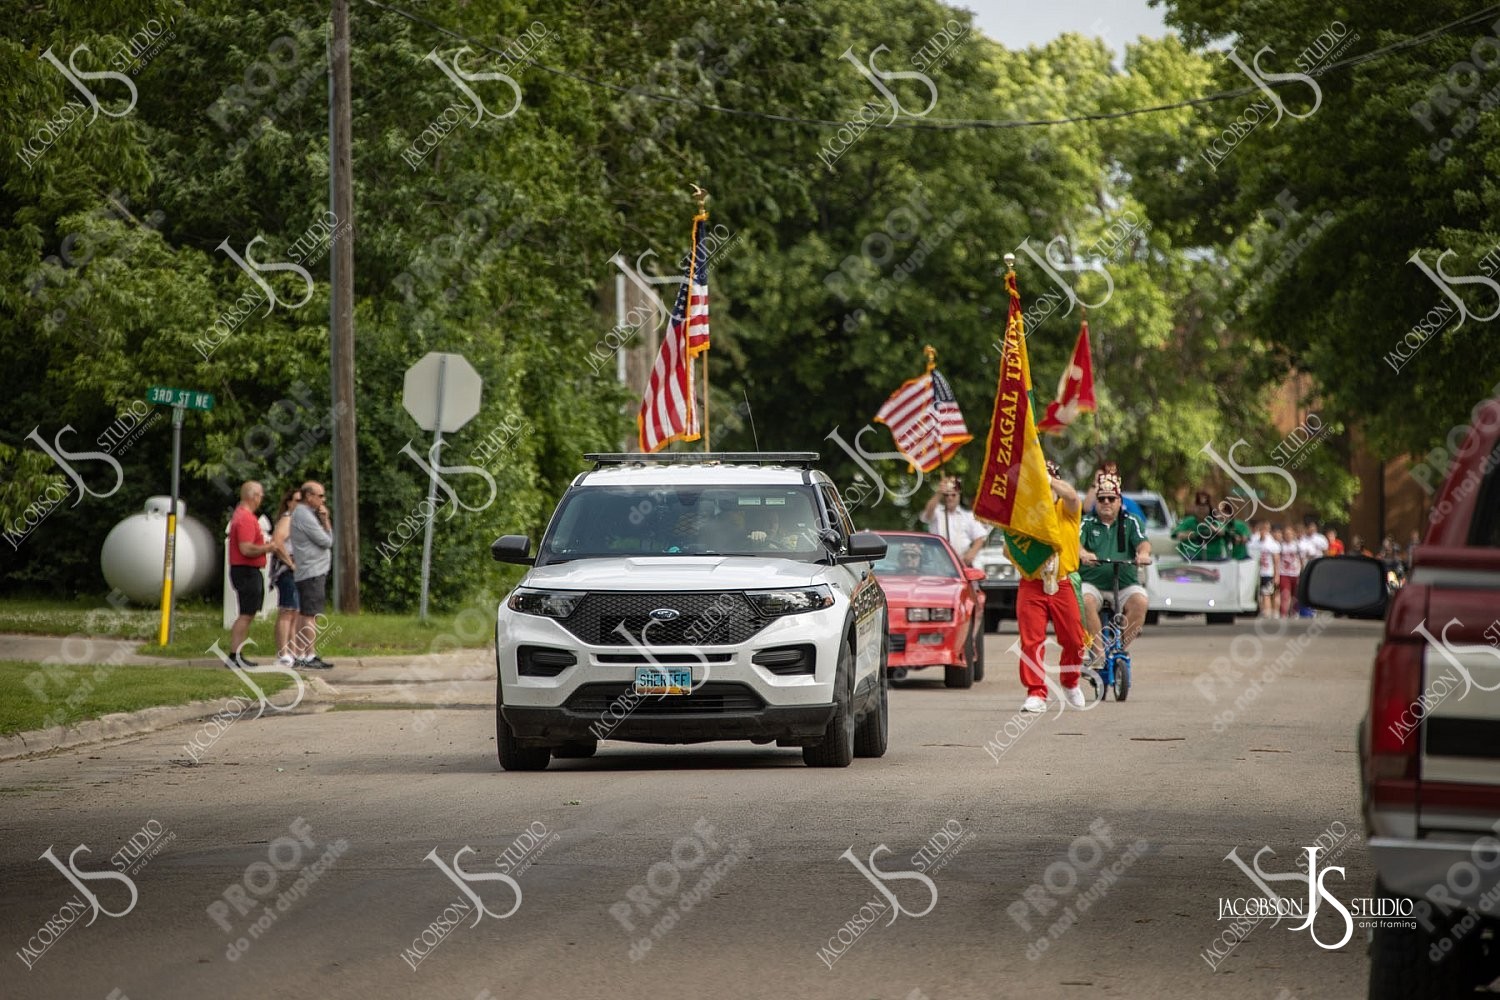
[888,623,961,668]
[1369,835,1500,908]
[503,697,836,746]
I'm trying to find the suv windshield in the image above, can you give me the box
[537,485,824,564]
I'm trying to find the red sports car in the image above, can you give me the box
[872,531,987,689]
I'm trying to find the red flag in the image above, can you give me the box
[1037,319,1097,434]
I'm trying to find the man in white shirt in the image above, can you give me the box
[921,475,990,565]
[1249,521,1280,617]
[1297,521,1326,617]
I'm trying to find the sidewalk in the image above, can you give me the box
[0,633,496,761]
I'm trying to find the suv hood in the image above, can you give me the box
[522,556,830,591]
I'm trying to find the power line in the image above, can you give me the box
[362,0,1500,131]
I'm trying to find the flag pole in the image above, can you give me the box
[925,344,949,545]
[691,184,711,452]
[1083,305,1101,464]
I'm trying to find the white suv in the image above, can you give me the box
[490,453,890,770]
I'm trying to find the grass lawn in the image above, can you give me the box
[0,597,496,660]
[0,660,297,736]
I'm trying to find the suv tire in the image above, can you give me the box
[805,640,856,768]
[497,702,551,771]
[854,635,889,758]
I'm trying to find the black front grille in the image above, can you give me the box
[559,592,768,646]
[565,682,765,715]
[889,632,907,652]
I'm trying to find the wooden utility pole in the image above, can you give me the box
[331,0,360,612]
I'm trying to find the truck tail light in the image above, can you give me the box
[1367,640,1423,805]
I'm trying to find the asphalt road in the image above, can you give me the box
[1,615,1378,1000]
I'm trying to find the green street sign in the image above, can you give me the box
[147,386,215,411]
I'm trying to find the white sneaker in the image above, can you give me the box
[1063,685,1086,709]
[1021,696,1047,714]
[276,655,295,667]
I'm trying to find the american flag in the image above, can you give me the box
[874,368,972,473]
[637,217,710,452]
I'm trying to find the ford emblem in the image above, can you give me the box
[648,608,681,622]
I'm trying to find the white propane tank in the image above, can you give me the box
[100,497,218,605]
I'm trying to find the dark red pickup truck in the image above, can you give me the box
[1303,397,1500,998]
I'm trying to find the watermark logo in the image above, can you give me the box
[39,845,139,925]
[1220,843,1413,952]
[425,846,523,924]
[1408,249,1500,330]
[397,440,499,517]
[1224,47,1323,127]
[425,47,523,124]
[40,45,139,123]
[22,425,126,506]
[215,238,313,315]
[208,640,307,717]
[839,45,938,124]
[1014,235,1115,317]
[16,836,144,969]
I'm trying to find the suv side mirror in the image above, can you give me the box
[837,531,887,564]
[1298,555,1387,619]
[491,534,534,564]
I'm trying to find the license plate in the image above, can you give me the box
[635,666,692,696]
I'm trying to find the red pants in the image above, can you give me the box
[1278,574,1298,617]
[1016,578,1085,698]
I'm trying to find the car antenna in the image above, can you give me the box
[742,388,761,450]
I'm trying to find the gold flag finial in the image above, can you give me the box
[924,344,937,373]
[691,183,708,213]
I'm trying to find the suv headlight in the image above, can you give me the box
[907,607,955,622]
[507,588,585,618]
[745,585,834,617]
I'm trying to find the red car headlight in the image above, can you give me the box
[907,607,954,622]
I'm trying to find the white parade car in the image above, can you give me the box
[489,452,890,770]
[1124,490,1258,624]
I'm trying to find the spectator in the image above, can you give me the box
[1326,528,1345,557]
[226,481,283,668]
[1406,529,1421,571]
[290,480,335,669]
[269,487,301,667]
[1351,533,1372,557]
[921,475,989,566]
[1250,521,1279,617]
[1276,526,1302,618]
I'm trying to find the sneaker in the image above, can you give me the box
[234,653,258,668]
[303,656,333,670]
[1021,695,1047,714]
[276,655,295,668]
[1063,685,1086,709]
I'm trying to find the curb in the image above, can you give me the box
[0,682,325,762]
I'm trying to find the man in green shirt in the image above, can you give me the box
[1172,491,1248,562]
[1079,471,1153,659]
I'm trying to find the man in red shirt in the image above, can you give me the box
[227,481,281,667]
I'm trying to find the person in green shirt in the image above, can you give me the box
[1172,491,1247,562]
[1078,471,1153,660]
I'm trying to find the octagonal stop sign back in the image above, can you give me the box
[402,351,482,434]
